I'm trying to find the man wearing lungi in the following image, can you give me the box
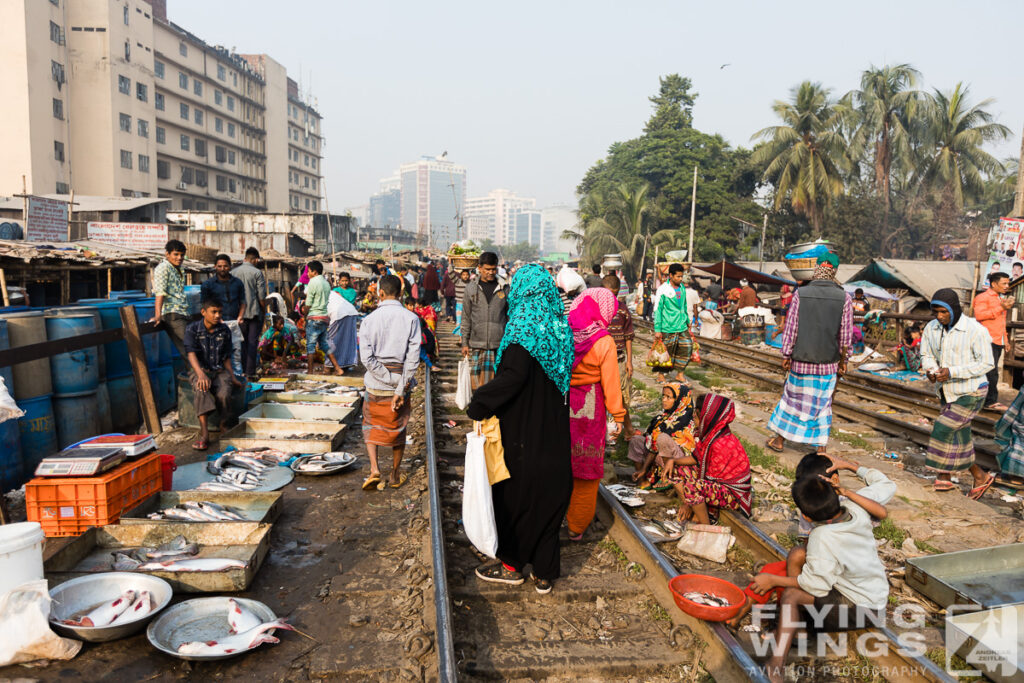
[461,252,509,391]
[921,288,996,498]
[767,254,852,454]
[653,263,692,383]
[358,275,422,491]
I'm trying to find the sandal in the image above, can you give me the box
[191,439,209,451]
[389,474,408,489]
[765,438,784,453]
[933,480,957,492]
[362,473,382,491]
[968,473,996,500]
[986,403,1009,412]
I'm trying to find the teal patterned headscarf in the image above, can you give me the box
[495,264,574,394]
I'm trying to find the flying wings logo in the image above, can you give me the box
[945,604,1021,678]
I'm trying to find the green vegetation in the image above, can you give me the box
[598,538,629,571]
[926,648,972,681]
[728,545,757,572]
[873,518,908,547]
[775,532,800,550]
[915,539,941,554]
[740,438,796,479]
[642,597,673,626]
[830,428,872,451]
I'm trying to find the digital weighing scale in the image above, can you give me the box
[34,447,126,477]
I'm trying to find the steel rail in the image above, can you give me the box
[424,365,458,681]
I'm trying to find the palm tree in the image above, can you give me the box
[916,83,1011,212]
[582,184,677,285]
[847,64,920,226]
[752,81,850,232]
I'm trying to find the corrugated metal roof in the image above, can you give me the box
[846,258,976,299]
[0,195,170,213]
[738,261,863,284]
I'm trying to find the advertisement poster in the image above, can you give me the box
[985,217,1024,282]
[25,196,68,242]
[87,222,168,251]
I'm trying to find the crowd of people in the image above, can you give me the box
[147,242,1024,680]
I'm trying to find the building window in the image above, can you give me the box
[305,198,310,210]
[227,123,235,138]
[226,96,234,112]
[196,201,207,210]
[179,73,189,90]
[312,200,317,211]
[179,41,187,57]
[155,92,164,110]
[195,170,207,187]
[194,110,204,126]
[118,75,130,94]
[56,181,69,193]
[52,98,64,120]
[138,154,150,173]
[311,179,317,191]
[193,80,202,97]
[214,117,223,133]
[137,120,149,137]
[54,140,65,162]
[227,150,235,164]
[156,126,165,143]
[215,146,226,162]
[311,158,317,170]
[217,64,226,81]
[119,113,131,131]
[232,72,237,86]
[214,90,222,105]
[136,82,147,102]
[120,149,132,169]
[179,103,188,120]
[180,134,190,151]
[123,5,129,25]
[154,61,164,79]
[157,160,170,179]
[195,139,206,157]
[124,40,130,61]
[228,179,236,193]
[304,154,309,167]
[216,175,226,191]
[50,21,61,44]
[304,176,309,188]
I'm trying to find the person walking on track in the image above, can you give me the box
[653,263,693,383]
[461,252,508,391]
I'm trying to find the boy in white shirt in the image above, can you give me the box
[753,455,896,683]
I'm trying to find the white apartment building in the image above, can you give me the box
[541,204,578,254]
[0,0,323,214]
[463,189,536,246]
[399,156,467,248]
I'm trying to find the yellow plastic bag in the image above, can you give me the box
[477,417,510,485]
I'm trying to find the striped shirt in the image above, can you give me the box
[920,315,994,403]
[780,289,854,375]
[153,258,187,315]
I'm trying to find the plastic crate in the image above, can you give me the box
[26,453,163,537]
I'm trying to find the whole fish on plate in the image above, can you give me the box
[61,589,136,626]
[118,590,154,622]
[138,558,248,572]
[227,598,262,634]
[176,619,294,655]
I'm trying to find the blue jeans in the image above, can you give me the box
[306,318,329,355]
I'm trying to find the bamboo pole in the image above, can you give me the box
[687,164,697,265]
[0,269,9,307]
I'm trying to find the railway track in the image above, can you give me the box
[423,321,952,682]
[632,318,1000,466]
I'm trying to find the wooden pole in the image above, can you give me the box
[67,189,74,240]
[759,213,767,275]
[0,269,9,307]
[120,306,161,434]
[106,268,112,298]
[688,164,697,264]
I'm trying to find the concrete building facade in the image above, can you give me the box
[541,203,578,255]
[463,189,535,246]
[0,0,323,215]
[399,156,466,248]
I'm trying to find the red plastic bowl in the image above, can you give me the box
[668,574,746,622]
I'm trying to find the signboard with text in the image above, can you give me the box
[87,222,168,251]
[985,217,1024,283]
[25,196,68,242]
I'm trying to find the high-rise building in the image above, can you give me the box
[541,204,578,254]
[399,156,466,248]
[0,0,323,214]
[514,209,543,247]
[463,189,536,246]
[367,173,400,230]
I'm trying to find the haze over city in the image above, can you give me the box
[171,0,1022,213]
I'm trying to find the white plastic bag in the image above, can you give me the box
[555,265,585,296]
[455,358,473,410]
[0,376,23,423]
[462,433,497,558]
[0,580,82,666]
[675,523,735,563]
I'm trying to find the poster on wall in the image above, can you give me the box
[984,217,1024,283]
[87,222,168,251]
[25,196,68,242]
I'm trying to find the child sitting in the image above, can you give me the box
[751,455,896,683]
[897,323,923,371]
[258,314,292,364]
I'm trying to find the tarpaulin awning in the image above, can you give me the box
[842,280,898,301]
[845,258,976,300]
[692,260,796,287]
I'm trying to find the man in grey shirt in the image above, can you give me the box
[461,251,508,390]
[231,247,267,378]
[358,274,421,490]
[584,263,604,289]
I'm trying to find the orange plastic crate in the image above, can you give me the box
[26,453,163,537]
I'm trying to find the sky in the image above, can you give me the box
[171,0,1022,213]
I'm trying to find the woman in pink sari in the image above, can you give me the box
[566,287,626,540]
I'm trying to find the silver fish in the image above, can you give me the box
[62,589,136,627]
[112,552,142,571]
[227,598,262,634]
[146,535,199,559]
[683,591,731,607]
[177,619,293,655]
[138,558,247,572]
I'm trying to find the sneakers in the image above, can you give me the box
[475,562,525,586]
[534,578,552,595]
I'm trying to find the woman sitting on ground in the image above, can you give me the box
[646,392,752,524]
[627,382,697,485]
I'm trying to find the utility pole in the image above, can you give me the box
[759,213,767,274]
[1014,123,1024,218]
[688,164,697,264]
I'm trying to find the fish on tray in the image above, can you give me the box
[177,619,293,655]
[137,558,248,572]
[59,589,148,627]
[227,598,262,634]
[292,453,354,473]
[683,591,731,607]
[109,535,200,570]
[148,501,248,522]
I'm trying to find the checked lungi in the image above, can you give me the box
[995,386,1024,477]
[664,332,693,373]
[768,371,837,446]
[926,388,985,473]
[469,348,497,391]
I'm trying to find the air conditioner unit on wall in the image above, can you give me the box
[178,182,188,190]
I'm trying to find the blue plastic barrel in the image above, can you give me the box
[0,310,52,399]
[44,312,100,396]
[0,418,24,492]
[150,364,175,414]
[0,306,29,314]
[130,299,160,368]
[158,329,172,366]
[53,393,99,449]
[16,394,57,469]
[0,319,12,391]
[50,306,105,379]
[75,299,131,378]
[185,285,202,316]
[110,290,145,300]
[96,381,113,434]
[107,375,140,432]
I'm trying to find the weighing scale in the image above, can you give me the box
[77,434,155,456]
[260,377,288,391]
[35,447,126,477]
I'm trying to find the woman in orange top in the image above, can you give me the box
[566,287,626,540]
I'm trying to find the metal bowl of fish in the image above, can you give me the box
[49,572,173,642]
[147,597,286,660]
[290,452,357,476]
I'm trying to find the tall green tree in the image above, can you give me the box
[644,74,697,133]
[752,82,850,232]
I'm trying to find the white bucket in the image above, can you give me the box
[0,522,45,597]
